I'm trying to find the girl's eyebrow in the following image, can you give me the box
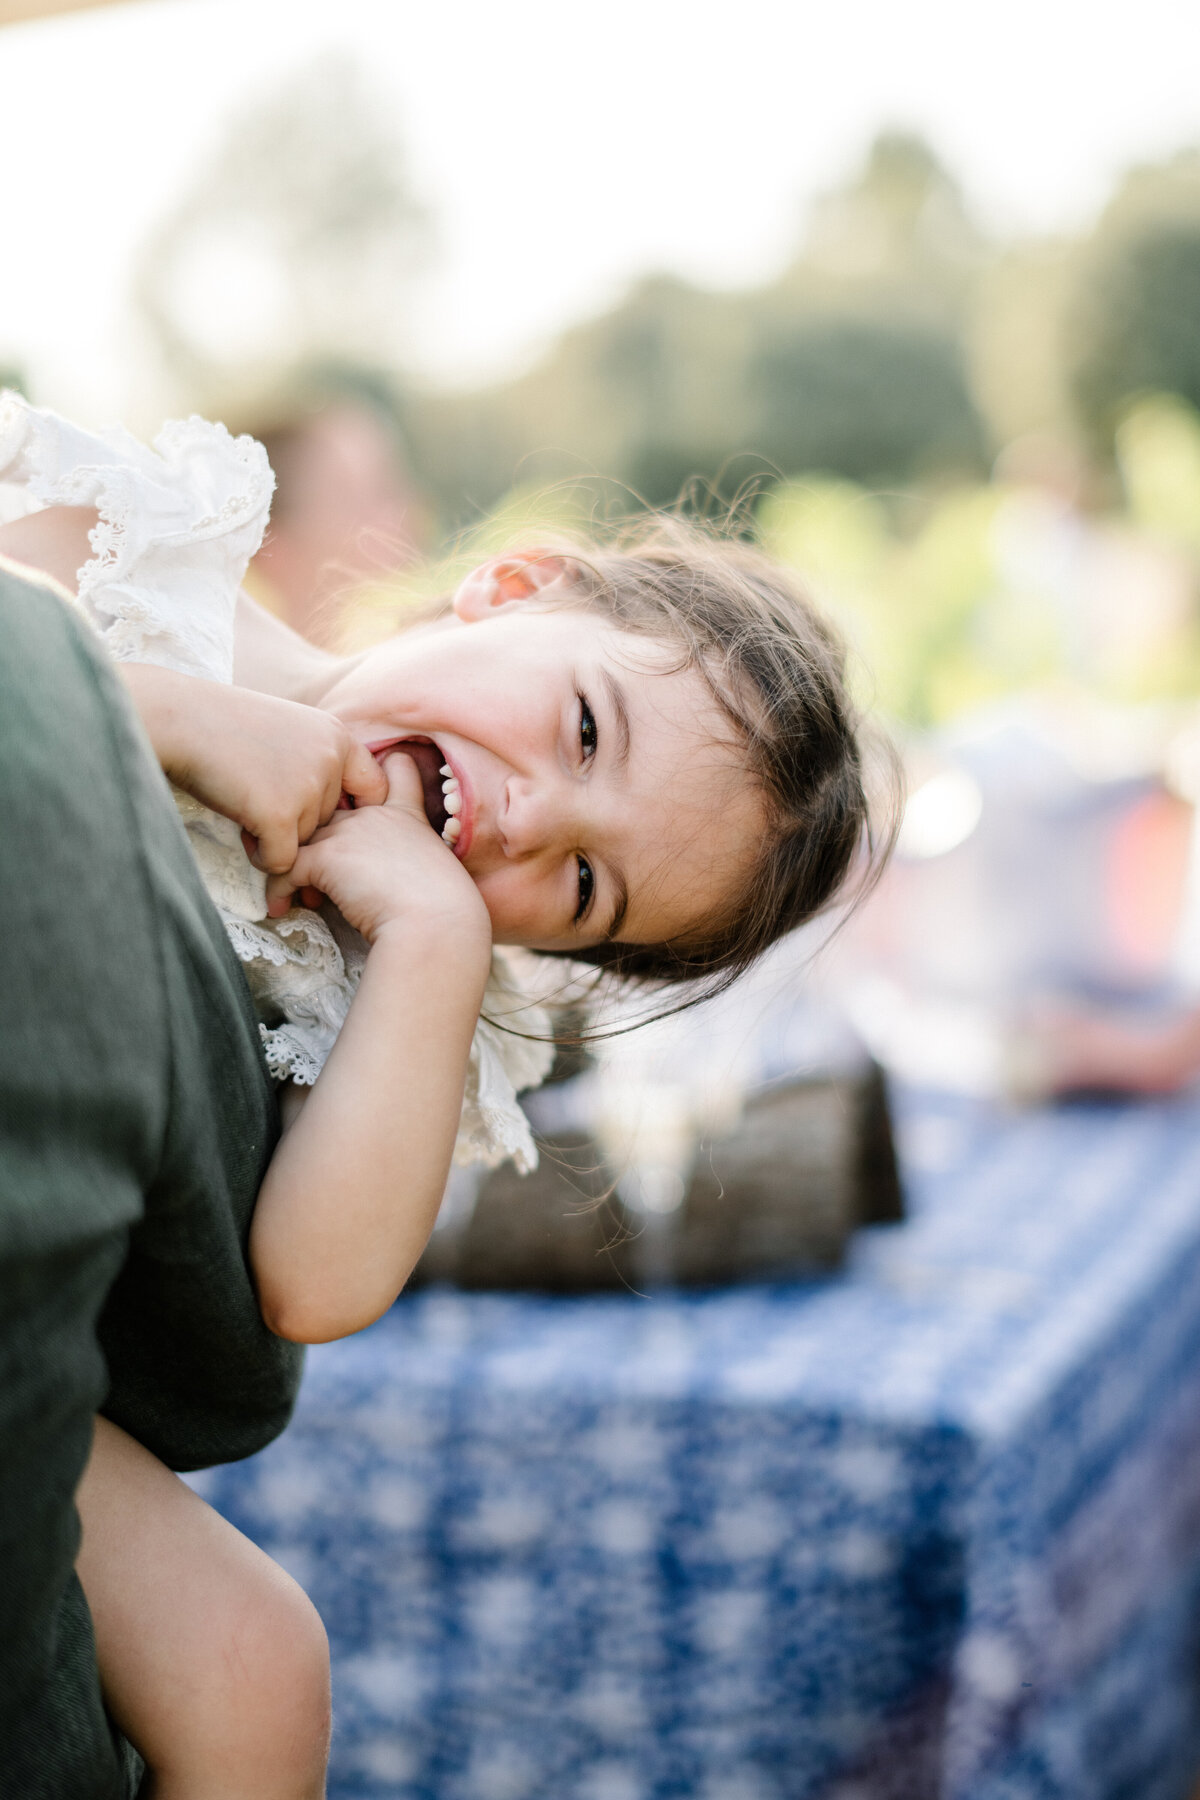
[597,667,630,938]
[600,666,631,767]
[604,867,629,941]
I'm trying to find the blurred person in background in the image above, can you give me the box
[241,368,429,648]
[1037,997,1200,1096]
[1033,731,1200,1096]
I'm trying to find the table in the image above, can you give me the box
[194,1092,1200,1799]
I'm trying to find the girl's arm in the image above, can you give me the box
[127,685,471,1336]
[233,586,335,702]
[249,752,492,1343]
[0,504,95,591]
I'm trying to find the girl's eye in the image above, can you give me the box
[580,696,598,761]
[575,855,595,922]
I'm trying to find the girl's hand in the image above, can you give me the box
[264,751,492,947]
[121,665,388,873]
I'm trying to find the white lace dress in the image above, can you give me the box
[0,392,552,1172]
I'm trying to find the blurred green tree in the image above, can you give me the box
[743,132,989,488]
[1068,151,1200,451]
[746,314,986,486]
[404,273,760,521]
[407,132,990,525]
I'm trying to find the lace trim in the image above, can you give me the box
[220,906,348,979]
[260,1023,329,1088]
[0,394,274,682]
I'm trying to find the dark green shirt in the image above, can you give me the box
[0,566,303,1796]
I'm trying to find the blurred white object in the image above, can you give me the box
[897,769,983,860]
[845,975,1007,1097]
[593,1078,696,1218]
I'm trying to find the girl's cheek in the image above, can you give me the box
[475,871,544,940]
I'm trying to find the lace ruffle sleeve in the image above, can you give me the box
[0,391,273,682]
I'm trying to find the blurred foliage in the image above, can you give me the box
[745,315,985,488]
[129,105,1200,514]
[123,98,1200,728]
[967,239,1076,450]
[402,133,990,525]
[1115,393,1200,550]
[758,392,1200,728]
[1068,152,1200,453]
[395,134,1200,526]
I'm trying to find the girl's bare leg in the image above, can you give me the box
[76,1416,331,1800]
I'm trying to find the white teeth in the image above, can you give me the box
[438,765,462,837]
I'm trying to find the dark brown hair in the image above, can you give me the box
[532,512,894,1001]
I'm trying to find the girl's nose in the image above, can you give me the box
[500,775,573,858]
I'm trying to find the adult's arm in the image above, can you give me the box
[0,562,161,1796]
[0,559,306,1789]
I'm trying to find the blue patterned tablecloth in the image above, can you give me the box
[195,1093,1200,1799]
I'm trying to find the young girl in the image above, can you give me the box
[0,396,878,1797]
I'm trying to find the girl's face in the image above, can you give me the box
[318,557,766,952]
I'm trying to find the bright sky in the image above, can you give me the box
[3,0,1200,421]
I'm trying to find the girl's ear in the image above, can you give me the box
[452,550,572,622]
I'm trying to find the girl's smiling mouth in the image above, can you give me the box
[366,736,473,858]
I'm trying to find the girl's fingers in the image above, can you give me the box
[262,763,430,921]
[343,741,390,808]
[264,871,295,917]
[313,780,341,833]
[381,750,427,811]
[264,878,326,919]
[254,822,300,877]
[265,845,315,916]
